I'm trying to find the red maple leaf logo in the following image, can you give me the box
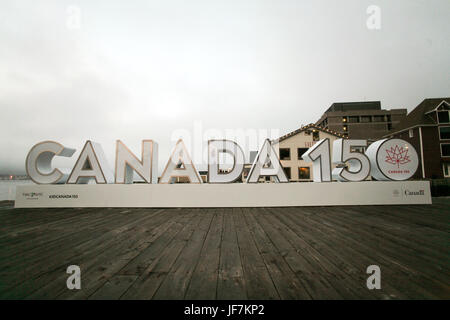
[385,145,411,168]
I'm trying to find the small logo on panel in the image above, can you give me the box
[404,189,425,196]
[22,192,43,200]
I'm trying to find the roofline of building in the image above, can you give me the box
[273,123,347,144]
[330,101,381,105]
[424,100,450,115]
[322,108,407,113]
[382,124,437,138]
[319,108,407,116]
[316,106,407,125]
[382,98,450,137]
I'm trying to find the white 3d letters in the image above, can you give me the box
[67,141,114,184]
[115,140,158,184]
[302,138,332,182]
[25,137,420,186]
[247,139,288,183]
[208,140,245,183]
[159,139,202,184]
[332,139,370,182]
[26,141,76,184]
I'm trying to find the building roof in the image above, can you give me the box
[386,98,450,135]
[273,123,346,143]
[325,101,381,113]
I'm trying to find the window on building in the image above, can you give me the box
[263,160,272,168]
[373,115,384,122]
[387,123,393,131]
[350,146,365,153]
[279,148,290,160]
[441,144,450,157]
[361,116,372,123]
[242,168,250,179]
[283,167,291,180]
[438,111,450,123]
[440,102,450,110]
[297,148,309,160]
[386,115,392,122]
[348,116,359,123]
[298,167,310,180]
[443,163,450,177]
[319,120,328,128]
[409,129,414,138]
[439,127,450,140]
[312,130,320,141]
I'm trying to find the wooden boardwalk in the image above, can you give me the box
[0,199,449,300]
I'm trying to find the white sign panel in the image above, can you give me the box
[15,181,431,208]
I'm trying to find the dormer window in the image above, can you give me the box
[438,111,450,123]
[312,130,320,141]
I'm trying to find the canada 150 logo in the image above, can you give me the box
[366,139,419,181]
[385,145,411,168]
[384,144,412,176]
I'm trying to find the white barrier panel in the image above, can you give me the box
[15,181,431,208]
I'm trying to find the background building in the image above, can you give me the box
[272,124,346,182]
[384,98,450,179]
[316,101,407,140]
[240,151,259,182]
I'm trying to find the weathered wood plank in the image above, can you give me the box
[216,208,248,300]
[152,211,214,299]
[184,209,223,300]
[88,275,138,300]
[120,210,201,299]
[252,207,345,299]
[243,208,311,299]
[48,209,176,299]
[232,208,280,300]
[307,206,450,286]
[288,206,447,299]
[2,209,167,298]
[272,206,406,299]
[117,210,193,276]
[0,199,448,300]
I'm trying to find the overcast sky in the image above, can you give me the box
[1,0,449,175]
